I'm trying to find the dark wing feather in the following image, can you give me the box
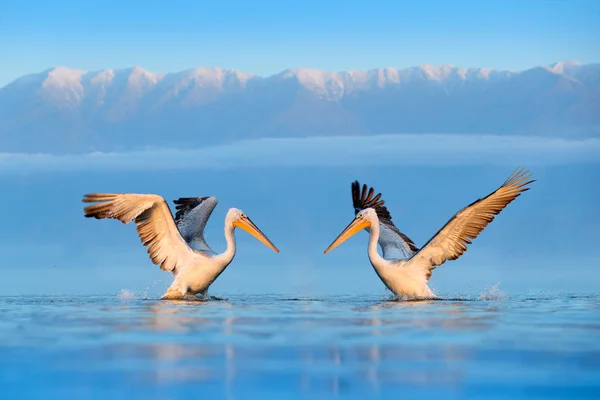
[172,196,218,255]
[174,197,210,223]
[352,181,418,259]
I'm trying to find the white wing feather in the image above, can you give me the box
[404,168,534,281]
[83,193,206,275]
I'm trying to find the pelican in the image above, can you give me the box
[83,193,279,300]
[324,168,534,299]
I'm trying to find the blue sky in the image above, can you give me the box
[1,0,599,87]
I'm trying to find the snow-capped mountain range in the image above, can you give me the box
[1,61,598,153]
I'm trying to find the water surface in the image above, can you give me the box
[1,293,599,399]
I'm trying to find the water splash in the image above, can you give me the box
[116,289,137,300]
[480,282,508,301]
[140,279,162,300]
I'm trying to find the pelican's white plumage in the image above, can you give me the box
[325,168,535,299]
[83,193,279,300]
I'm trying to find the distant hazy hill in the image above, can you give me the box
[0,61,598,153]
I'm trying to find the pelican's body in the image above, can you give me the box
[325,168,534,300]
[362,218,435,298]
[83,194,279,300]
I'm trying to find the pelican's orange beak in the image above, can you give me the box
[324,217,370,254]
[234,216,280,253]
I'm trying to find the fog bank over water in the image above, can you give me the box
[1,134,599,173]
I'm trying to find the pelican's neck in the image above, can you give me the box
[194,221,236,291]
[367,218,387,272]
[221,223,237,264]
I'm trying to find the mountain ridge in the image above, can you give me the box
[1,61,598,153]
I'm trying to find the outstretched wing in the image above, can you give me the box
[404,167,534,281]
[352,181,418,260]
[172,196,218,255]
[83,193,205,275]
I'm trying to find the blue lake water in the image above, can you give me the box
[1,293,599,399]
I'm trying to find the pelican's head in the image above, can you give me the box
[228,208,280,253]
[324,208,376,254]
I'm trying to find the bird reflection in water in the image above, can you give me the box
[295,298,502,395]
[100,297,503,395]
[103,300,239,386]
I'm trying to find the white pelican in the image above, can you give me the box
[324,168,534,299]
[83,193,279,300]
